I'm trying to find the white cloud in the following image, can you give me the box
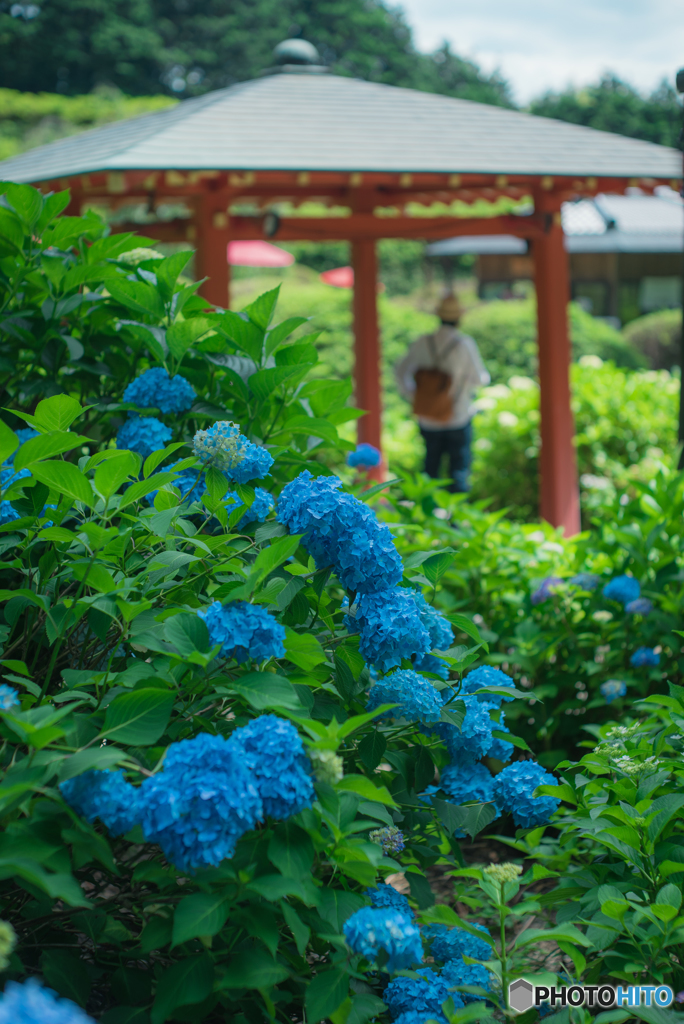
[398,0,684,104]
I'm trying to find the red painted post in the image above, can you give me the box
[195,194,231,309]
[533,196,581,535]
[351,238,382,465]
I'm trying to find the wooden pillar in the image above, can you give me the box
[195,193,231,309]
[351,238,382,461]
[532,195,580,535]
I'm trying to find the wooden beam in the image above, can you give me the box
[194,195,231,309]
[229,213,546,242]
[352,239,382,475]
[533,197,580,535]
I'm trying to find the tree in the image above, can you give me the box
[0,0,512,107]
[529,73,682,148]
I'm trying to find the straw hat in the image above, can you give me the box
[435,294,461,322]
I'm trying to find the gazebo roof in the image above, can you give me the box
[0,72,680,184]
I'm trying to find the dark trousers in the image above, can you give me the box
[420,421,472,493]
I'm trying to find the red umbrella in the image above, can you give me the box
[320,265,354,288]
[227,240,294,267]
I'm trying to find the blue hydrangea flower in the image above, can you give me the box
[366,669,443,724]
[600,679,627,702]
[427,922,492,964]
[414,652,449,680]
[277,470,403,594]
[343,907,423,972]
[413,592,453,651]
[491,761,560,828]
[440,761,495,805]
[0,685,19,710]
[570,573,599,591]
[625,598,653,615]
[60,770,141,837]
[1,464,30,489]
[123,367,195,414]
[7,426,39,463]
[531,577,564,605]
[0,978,96,1023]
[631,646,660,667]
[461,666,516,707]
[139,733,262,872]
[603,575,640,606]
[225,487,274,528]
[441,957,493,1002]
[487,717,514,763]
[443,696,495,766]
[198,600,285,662]
[192,421,273,483]
[366,882,413,915]
[230,715,314,819]
[0,501,19,525]
[347,589,431,672]
[385,968,459,1019]
[116,415,172,457]
[145,460,205,506]
[347,443,382,468]
[369,825,405,855]
[394,1013,448,1024]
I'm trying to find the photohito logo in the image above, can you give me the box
[508,980,674,1013]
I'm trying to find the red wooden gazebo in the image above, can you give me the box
[0,43,679,534]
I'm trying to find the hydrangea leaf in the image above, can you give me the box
[171,893,230,947]
[284,629,326,671]
[33,395,85,432]
[29,460,93,508]
[102,688,175,746]
[305,967,350,1024]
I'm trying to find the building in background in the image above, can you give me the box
[427,188,683,325]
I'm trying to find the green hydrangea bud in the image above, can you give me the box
[0,920,16,968]
[311,750,344,785]
[483,862,522,884]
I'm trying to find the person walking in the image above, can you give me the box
[395,294,489,492]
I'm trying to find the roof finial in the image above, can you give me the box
[261,38,329,76]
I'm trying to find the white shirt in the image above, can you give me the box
[395,326,490,430]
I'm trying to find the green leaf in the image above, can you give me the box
[440,700,466,730]
[448,613,482,645]
[41,949,91,1007]
[116,471,178,511]
[14,431,88,471]
[249,366,306,401]
[151,955,213,1024]
[318,889,365,933]
[305,968,350,1024]
[94,452,139,499]
[265,316,309,356]
[172,893,229,947]
[243,285,280,329]
[268,822,314,879]
[492,729,531,752]
[164,613,210,657]
[205,465,228,503]
[215,310,265,362]
[34,395,84,431]
[166,317,211,362]
[108,279,165,320]
[143,442,186,478]
[280,901,310,955]
[422,549,456,587]
[0,420,18,465]
[218,672,301,711]
[284,629,326,671]
[5,182,43,229]
[656,882,682,909]
[253,534,301,580]
[29,460,93,507]
[336,775,396,806]
[432,797,498,839]
[102,688,175,745]
[358,730,387,771]
[59,747,128,782]
[219,947,289,989]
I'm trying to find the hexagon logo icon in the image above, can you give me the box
[509,979,535,1013]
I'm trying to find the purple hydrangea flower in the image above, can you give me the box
[198,600,285,663]
[123,367,195,414]
[600,679,627,702]
[343,907,423,972]
[625,598,653,616]
[347,443,382,468]
[366,669,443,724]
[369,825,405,855]
[570,573,599,591]
[531,577,564,605]
[346,588,431,672]
[116,415,172,457]
[630,646,660,667]
[603,575,640,606]
[491,761,560,828]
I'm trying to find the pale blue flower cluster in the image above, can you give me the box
[570,573,599,591]
[366,669,443,724]
[366,882,412,915]
[369,825,405,855]
[491,760,560,828]
[61,717,313,872]
[225,487,274,528]
[347,443,382,468]
[60,769,141,837]
[343,907,422,972]
[603,574,640,606]
[461,666,516,706]
[440,761,495,806]
[123,367,195,413]
[427,922,492,964]
[531,576,563,605]
[192,420,273,483]
[631,646,660,667]
[0,685,18,711]
[413,592,453,651]
[198,600,285,663]
[0,978,95,1024]
[347,589,430,672]
[277,470,403,594]
[385,969,458,1019]
[600,679,627,702]
[625,598,653,615]
[116,415,172,457]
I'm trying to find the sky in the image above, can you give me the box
[398,0,684,105]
